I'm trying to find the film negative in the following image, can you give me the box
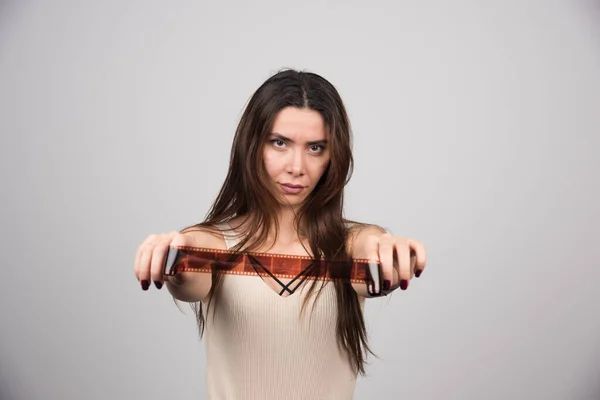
[162,246,390,296]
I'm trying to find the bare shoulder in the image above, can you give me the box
[176,223,228,251]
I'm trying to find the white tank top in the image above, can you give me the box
[201,222,364,399]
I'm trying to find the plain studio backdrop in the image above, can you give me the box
[1,1,599,399]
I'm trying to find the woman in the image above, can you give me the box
[134,69,427,399]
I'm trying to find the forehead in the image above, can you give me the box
[271,107,327,140]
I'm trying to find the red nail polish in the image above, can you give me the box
[141,280,149,291]
[415,269,422,278]
[400,279,408,290]
[154,280,163,289]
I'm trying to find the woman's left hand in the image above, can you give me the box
[361,233,427,292]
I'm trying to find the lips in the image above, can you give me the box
[280,183,305,194]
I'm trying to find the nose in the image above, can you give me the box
[286,148,304,176]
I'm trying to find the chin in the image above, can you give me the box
[278,195,306,207]
[281,198,303,206]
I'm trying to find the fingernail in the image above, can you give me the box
[141,280,149,291]
[383,280,391,290]
[154,280,163,289]
[400,279,409,290]
[415,269,422,278]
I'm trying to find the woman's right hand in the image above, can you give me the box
[133,228,226,301]
[134,231,186,291]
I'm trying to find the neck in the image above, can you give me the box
[232,206,307,247]
[272,206,305,243]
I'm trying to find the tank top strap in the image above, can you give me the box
[214,221,242,250]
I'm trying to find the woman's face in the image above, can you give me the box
[262,107,331,207]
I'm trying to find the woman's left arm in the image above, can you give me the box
[348,225,427,296]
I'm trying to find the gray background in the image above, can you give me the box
[1,1,599,399]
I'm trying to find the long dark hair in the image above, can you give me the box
[179,69,374,375]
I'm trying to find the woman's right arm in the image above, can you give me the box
[133,228,227,302]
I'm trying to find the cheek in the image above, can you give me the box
[310,160,330,180]
[262,150,279,177]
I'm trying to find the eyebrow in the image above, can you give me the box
[269,133,328,146]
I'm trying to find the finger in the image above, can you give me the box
[134,245,143,281]
[138,243,153,291]
[149,244,169,289]
[377,234,395,292]
[134,234,156,281]
[408,239,427,277]
[394,239,411,290]
[163,232,195,285]
[363,234,383,295]
[363,233,380,263]
[149,232,179,289]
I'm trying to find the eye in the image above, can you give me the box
[309,144,325,153]
[270,139,286,148]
